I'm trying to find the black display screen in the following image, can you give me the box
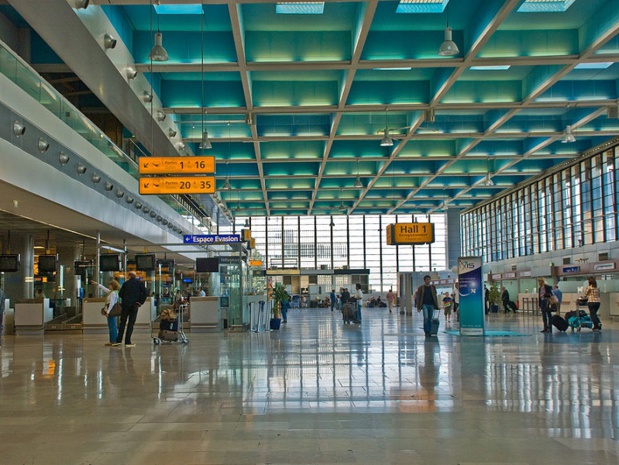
[196,257,219,272]
[99,254,121,272]
[0,254,20,272]
[135,254,156,271]
[38,255,57,273]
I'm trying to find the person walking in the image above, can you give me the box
[538,278,553,333]
[453,282,460,322]
[354,284,364,323]
[415,275,439,337]
[583,276,602,332]
[330,289,336,312]
[552,285,563,314]
[386,289,395,313]
[501,287,518,313]
[115,271,147,347]
[92,279,121,346]
[0,285,6,350]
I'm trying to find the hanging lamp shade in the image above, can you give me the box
[561,125,576,143]
[354,176,363,188]
[438,26,459,57]
[380,127,393,147]
[221,178,231,190]
[149,31,169,62]
[199,130,212,149]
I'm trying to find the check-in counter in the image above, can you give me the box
[82,297,107,333]
[14,298,53,335]
[190,296,221,331]
[83,297,155,334]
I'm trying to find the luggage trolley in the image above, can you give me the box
[566,298,594,332]
[153,305,189,345]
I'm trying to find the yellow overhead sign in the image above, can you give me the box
[386,223,435,245]
[139,176,215,195]
[139,156,215,174]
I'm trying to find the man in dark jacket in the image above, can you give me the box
[115,271,147,347]
[415,275,439,337]
[501,287,518,313]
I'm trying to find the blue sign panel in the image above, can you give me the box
[458,256,485,336]
[562,266,580,273]
[183,234,241,244]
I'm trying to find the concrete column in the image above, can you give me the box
[446,207,462,271]
[3,234,34,301]
[56,244,80,313]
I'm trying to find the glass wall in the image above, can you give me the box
[234,214,447,292]
[461,143,619,263]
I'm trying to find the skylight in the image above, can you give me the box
[470,65,511,71]
[517,0,576,13]
[154,4,204,15]
[276,2,325,14]
[396,0,451,14]
[574,62,613,70]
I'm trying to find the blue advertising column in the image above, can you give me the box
[458,257,485,336]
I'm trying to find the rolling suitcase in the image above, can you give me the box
[430,309,440,336]
[552,314,568,332]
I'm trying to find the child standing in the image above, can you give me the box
[442,292,453,323]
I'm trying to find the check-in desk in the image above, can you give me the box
[190,296,221,332]
[14,299,53,335]
[83,297,155,334]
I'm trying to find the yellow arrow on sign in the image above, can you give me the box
[139,156,215,174]
[139,176,216,195]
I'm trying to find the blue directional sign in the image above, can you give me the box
[184,234,241,244]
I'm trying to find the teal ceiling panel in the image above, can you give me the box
[478,30,579,58]
[460,66,533,81]
[161,80,245,108]
[242,3,358,31]
[265,178,315,190]
[245,31,351,62]
[101,6,134,52]
[522,64,565,99]
[347,80,430,105]
[564,64,619,81]
[579,0,619,52]
[338,112,410,137]
[258,113,332,137]
[225,162,259,177]
[212,142,255,162]
[362,30,463,60]
[122,5,232,31]
[469,140,524,156]
[398,140,457,157]
[355,69,436,82]
[261,141,325,160]
[253,80,339,107]
[268,190,313,201]
[133,31,237,64]
[262,162,320,176]
[441,80,522,104]
[537,80,618,101]
[330,140,389,157]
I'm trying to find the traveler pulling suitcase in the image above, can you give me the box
[551,314,568,332]
[430,309,440,336]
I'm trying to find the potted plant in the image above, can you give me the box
[270,283,286,330]
[489,282,501,313]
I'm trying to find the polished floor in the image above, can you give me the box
[0,308,618,465]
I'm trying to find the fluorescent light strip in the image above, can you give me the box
[574,62,613,70]
[470,65,511,71]
[276,2,325,14]
[396,0,450,14]
[154,5,204,15]
[517,0,576,13]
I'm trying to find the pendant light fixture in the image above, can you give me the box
[438,24,459,57]
[149,1,169,62]
[198,13,212,151]
[353,158,363,188]
[380,109,393,147]
[561,125,576,143]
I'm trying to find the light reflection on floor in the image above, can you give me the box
[0,308,617,464]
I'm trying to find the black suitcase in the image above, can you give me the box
[552,314,568,332]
